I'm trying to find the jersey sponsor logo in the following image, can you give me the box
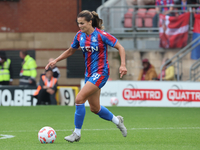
[122,88,163,101]
[92,73,101,81]
[81,46,98,53]
[103,32,107,35]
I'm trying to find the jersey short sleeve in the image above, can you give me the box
[100,31,118,47]
[71,31,81,49]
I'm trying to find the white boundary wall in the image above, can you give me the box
[81,80,200,107]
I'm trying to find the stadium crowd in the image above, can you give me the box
[137,58,175,81]
[124,0,200,28]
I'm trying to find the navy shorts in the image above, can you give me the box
[85,73,109,89]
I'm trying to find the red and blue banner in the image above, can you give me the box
[191,14,200,60]
[159,12,190,49]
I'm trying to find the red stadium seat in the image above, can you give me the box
[127,8,134,13]
[124,17,133,28]
[144,9,156,27]
[146,8,156,17]
[124,9,134,28]
[144,18,153,27]
[137,8,146,18]
[135,18,143,27]
[135,8,146,27]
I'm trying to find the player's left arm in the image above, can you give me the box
[114,41,127,78]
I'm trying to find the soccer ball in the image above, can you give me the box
[110,97,119,106]
[38,126,56,144]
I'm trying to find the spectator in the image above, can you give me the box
[126,0,155,6]
[138,58,157,80]
[48,58,60,79]
[126,0,137,6]
[34,67,58,105]
[162,59,175,80]
[175,0,192,16]
[0,51,13,85]
[153,0,174,28]
[39,58,61,80]
[192,0,200,14]
[19,50,37,86]
[157,58,175,80]
[156,58,167,80]
[158,67,166,80]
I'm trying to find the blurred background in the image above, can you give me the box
[0,0,200,106]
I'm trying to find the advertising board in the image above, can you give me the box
[81,80,200,107]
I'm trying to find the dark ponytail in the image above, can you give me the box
[91,11,104,30]
[77,10,104,30]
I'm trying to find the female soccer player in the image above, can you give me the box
[45,10,127,142]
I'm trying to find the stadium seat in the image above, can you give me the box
[135,18,143,27]
[146,8,156,17]
[144,17,153,27]
[124,9,134,28]
[144,9,156,27]
[135,8,146,27]
[127,8,134,13]
[137,8,146,18]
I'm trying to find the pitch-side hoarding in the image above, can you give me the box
[81,80,200,107]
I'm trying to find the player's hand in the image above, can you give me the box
[45,59,57,70]
[119,65,127,78]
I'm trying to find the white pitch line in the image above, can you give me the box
[130,127,200,130]
[0,134,15,139]
[0,127,199,133]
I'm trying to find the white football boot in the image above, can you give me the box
[116,116,127,137]
[64,132,81,143]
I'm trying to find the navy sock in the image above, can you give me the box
[97,105,113,121]
[74,103,85,129]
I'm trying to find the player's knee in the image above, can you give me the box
[75,97,84,104]
[90,107,99,114]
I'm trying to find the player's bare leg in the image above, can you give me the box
[87,89,101,113]
[64,82,99,143]
[88,88,127,137]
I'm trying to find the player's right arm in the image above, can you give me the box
[45,47,77,70]
[45,31,81,70]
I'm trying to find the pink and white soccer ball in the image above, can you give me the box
[38,126,56,144]
[110,97,119,106]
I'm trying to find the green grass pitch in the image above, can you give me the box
[0,106,200,150]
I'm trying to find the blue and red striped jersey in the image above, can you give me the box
[156,0,174,12]
[71,28,118,77]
